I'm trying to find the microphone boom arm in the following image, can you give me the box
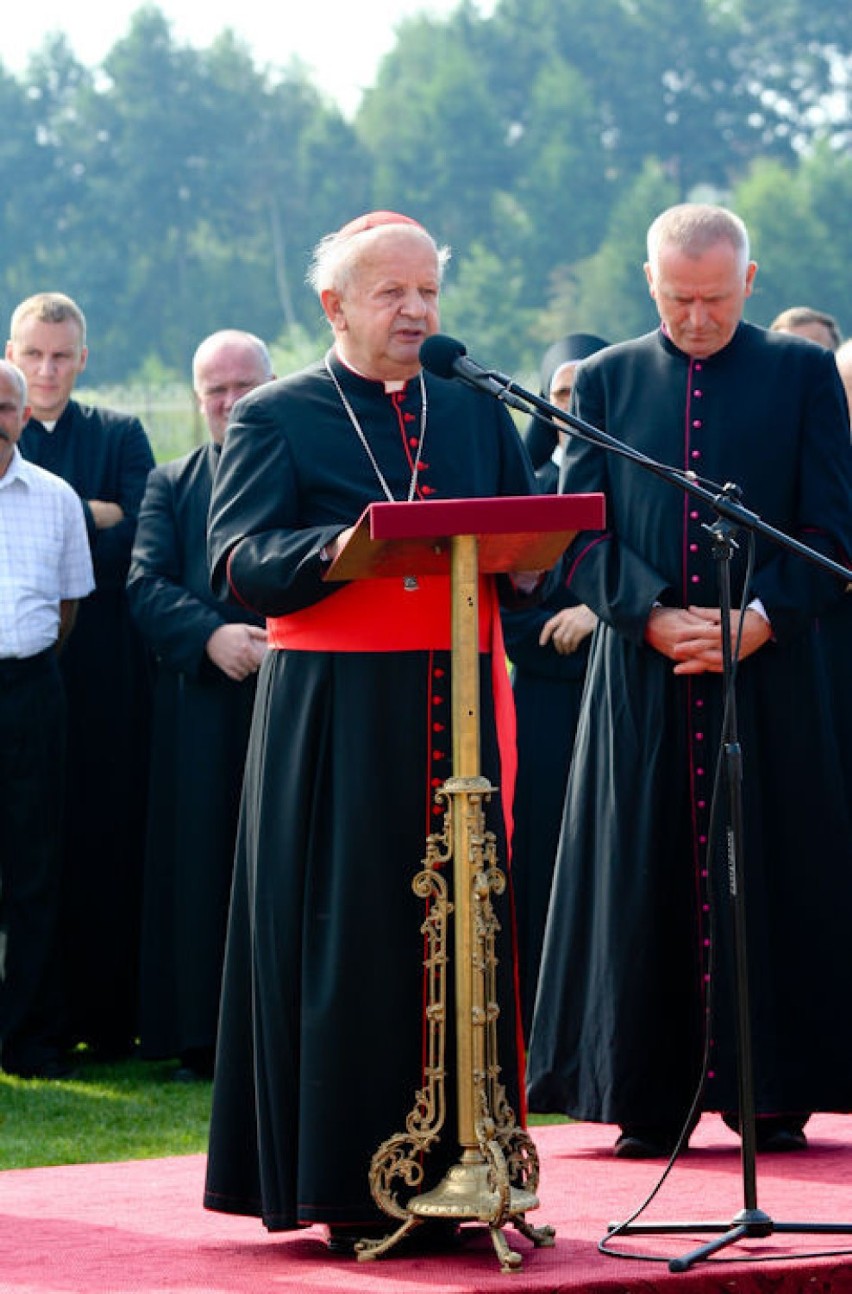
[476,363,852,589]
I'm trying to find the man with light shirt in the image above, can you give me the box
[0,359,93,1080]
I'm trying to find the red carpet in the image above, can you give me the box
[2,1115,852,1292]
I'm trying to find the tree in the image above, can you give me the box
[356,14,512,252]
[0,37,100,312]
[440,240,538,376]
[0,63,50,307]
[543,161,679,346]
[1,0,850,381]
[509,54,613,303]
[717,0,852,153]
[734,148,852,331]
[4,8,366,380]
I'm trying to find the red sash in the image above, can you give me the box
[266,575,516,846]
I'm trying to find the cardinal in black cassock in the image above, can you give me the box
[203,214,538,1238]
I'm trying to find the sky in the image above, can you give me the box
[2,0,491,117]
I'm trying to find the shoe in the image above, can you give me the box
[756,1117,808,1153]
[172,1065,212,1084]
[723,1112,809,1152]
[758,1128,807,1152]
[400,1221,463,1253]
[326,1223,386,1256]
[613,1125,686,1159]
[173,1047,214,1082]
[326,1219,462,1256]
[4,1056,78,1081]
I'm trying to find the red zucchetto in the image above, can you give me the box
[335,210,425,239]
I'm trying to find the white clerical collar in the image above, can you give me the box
[333,348,410,394]
[37,419,58,432]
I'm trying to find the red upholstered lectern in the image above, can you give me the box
[327,494,605,1273]
[328,493,606,580]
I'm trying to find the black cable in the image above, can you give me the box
[600,532,852,1265]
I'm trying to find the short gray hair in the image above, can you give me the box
[306,214,451,297]
[0,358,28,409]
[647,204,751,276]
[191,329,273,390]
[770,306,841,351]
[10,292,87,347]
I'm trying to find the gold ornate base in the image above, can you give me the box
[355,1209,556,1274]
[409,1158,539,1220]
[357,1155,556,1272]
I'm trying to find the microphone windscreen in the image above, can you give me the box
[419,333,466,379]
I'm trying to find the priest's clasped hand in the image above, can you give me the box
[206,622,268,681]
[644,604,772,675]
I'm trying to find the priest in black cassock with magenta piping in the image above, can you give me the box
[527,204,852,1160]
[203,212,538,1251]
[7,293,155,1061]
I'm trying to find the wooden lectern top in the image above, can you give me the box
[326,494,605,581]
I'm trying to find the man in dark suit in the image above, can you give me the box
[128,330,273,1080]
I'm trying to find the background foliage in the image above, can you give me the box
[0,0,848,1168]
[0,1058,562,1169]
[0,1056,211,1168]
[1,0,849,390]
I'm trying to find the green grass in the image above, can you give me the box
[0,1054,567,1172]
[0,1055,212,1170]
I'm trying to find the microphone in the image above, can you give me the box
[419,334,530,412]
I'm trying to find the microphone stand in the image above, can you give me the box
[453,360,852,1273]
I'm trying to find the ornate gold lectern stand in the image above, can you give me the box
[328,494,606,1273]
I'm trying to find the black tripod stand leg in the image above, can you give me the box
[664,1208,772,1272]
[773,1221,852,1236]
[668,1223,751,1273]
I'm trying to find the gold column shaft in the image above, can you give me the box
[361,528,555,1270]
[450,534,481,779]
[450,534,483,1153]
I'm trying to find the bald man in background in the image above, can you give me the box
[128,331,273,1081]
